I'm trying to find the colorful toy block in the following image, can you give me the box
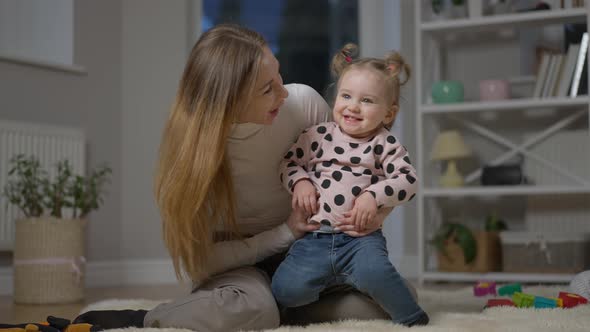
[512,292,535,308]
[485,298,515,308]
[534,296,559,308]
[558,292,588,308]
[552,297,564,308]
[474,281,497,296]
[498,283,522,296]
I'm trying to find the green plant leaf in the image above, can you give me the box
[452,223,477,264]
[2,154,111,219]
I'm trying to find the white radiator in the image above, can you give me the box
[0,120,85,251]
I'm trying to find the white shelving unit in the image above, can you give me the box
[414,2,590,284]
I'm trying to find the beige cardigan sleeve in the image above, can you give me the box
[196,223,295,286]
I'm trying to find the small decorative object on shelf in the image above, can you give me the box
[431,130,472,187]
[431,80,464,103]
[480,163,528,186]
[479,79,510,100]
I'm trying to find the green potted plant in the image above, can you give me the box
[431,222,478,267]
[431,215,506,273]
[3,154,111,304]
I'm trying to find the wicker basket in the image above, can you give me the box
[500,231,590,273]
[14,217,86,304]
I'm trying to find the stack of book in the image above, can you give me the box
[532,32,589,98]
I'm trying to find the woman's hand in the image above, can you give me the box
[286,207,320,239]
[292,179,319,215]
[336,204,393,237]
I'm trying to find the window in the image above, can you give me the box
[0,0,78,71]
[202,0,359,98]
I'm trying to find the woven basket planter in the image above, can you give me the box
[13,217,86,304]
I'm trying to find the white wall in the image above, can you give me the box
[120,0,188,259]
[0,0,74,66]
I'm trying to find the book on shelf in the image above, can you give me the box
[570,32,589,97]
[544,54,564,97]
[556,43,580,97]
[533,52,551,98]
[534,52,563,98]
[532,31,589,99]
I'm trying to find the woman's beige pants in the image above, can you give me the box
[144,266,417,332]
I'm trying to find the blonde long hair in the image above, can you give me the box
[155,24,266,281]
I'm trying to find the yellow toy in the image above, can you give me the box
[0,316,101,332]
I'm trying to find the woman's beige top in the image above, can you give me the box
[201,84,331,282]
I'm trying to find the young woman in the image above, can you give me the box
[74,24,415,332]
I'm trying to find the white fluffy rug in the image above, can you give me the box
[81,286,590,332]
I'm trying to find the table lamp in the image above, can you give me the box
[430,130,472,187]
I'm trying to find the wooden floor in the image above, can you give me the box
[0,284,189,324]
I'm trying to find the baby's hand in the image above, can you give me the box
[292,179,318,215]
[347,191,377,230]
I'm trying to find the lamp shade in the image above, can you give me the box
[430,130,472,161]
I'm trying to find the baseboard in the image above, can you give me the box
[0,256,418,296]
[0,259,178,296]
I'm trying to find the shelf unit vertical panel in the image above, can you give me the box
[587,2,590,135]
[414,0,425,284]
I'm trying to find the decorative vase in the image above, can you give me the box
[431,80,464,104]
[13,217,86,304]
[479,79,510,101]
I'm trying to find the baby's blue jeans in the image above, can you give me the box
[271,230,426,326]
